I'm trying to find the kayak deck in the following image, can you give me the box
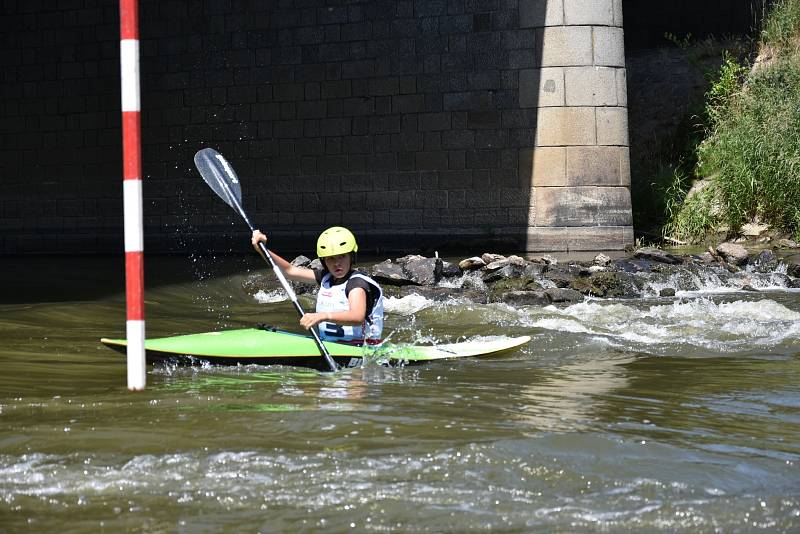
[101,328,531,370]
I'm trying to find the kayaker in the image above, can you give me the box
[251,226,384,345]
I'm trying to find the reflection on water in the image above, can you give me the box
[1,256,799,531]
[512,355,635,433]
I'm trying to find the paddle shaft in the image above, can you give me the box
[251,232,338,372]
[198,153,338,372]
[252,239,338,373]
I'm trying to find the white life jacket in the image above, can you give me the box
[315,271,384,344]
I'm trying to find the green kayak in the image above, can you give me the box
[101,327,531,370]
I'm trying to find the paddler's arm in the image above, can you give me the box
[299,287,368,329]
[251,230,316,283]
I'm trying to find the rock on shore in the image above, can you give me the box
[243,243,800,305]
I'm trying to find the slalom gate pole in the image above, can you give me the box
[120,0,145,390]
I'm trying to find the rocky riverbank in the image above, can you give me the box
[243,240,800,305]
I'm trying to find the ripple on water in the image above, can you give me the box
[2,435,799,531]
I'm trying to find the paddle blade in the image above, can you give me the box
[194,148,243,210]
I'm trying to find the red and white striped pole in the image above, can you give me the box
[120,0,145,390]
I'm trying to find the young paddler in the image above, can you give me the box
[251,226,384,345]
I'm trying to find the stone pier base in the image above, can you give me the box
[520,0,633,251]
[525,225,634,252]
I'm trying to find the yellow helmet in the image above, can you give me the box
[316,226,358,258]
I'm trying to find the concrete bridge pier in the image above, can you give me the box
[520,0,633,251]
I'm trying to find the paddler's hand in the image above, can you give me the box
[300,312,329,330]
[251,229,267,251]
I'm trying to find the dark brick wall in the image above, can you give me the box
[0,0,769,255]
[623,0,771,49]
[1,0,538,255]
[1,1,123,253]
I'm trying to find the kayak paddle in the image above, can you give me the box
[193,148,338,372]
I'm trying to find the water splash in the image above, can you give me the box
[253,289,288,304]
[521,298,800,353]
[438,270,487,291]
[638,263,796,297]
[384,294,434,315]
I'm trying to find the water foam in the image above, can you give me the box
[251,267,799,355]
[525,298,800,352]
[253,289,288,304]
[438,270,487,290]
[384,294,435,315]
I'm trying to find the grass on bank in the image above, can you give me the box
[662,0,800,243]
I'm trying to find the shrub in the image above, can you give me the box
[662,171,720,243]
[761,0,800,53]
[698,58,800,238]
[663,0,800,242]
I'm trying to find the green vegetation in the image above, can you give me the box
[662,0,800,243]
[663,172,719,242]
[762,0,800,49]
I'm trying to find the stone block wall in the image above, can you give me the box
[624,0,770,49]
[1,0,539,254]
[1,2,123,254]
[0,0,771,255]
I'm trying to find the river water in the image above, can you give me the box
[1,255,799,532]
